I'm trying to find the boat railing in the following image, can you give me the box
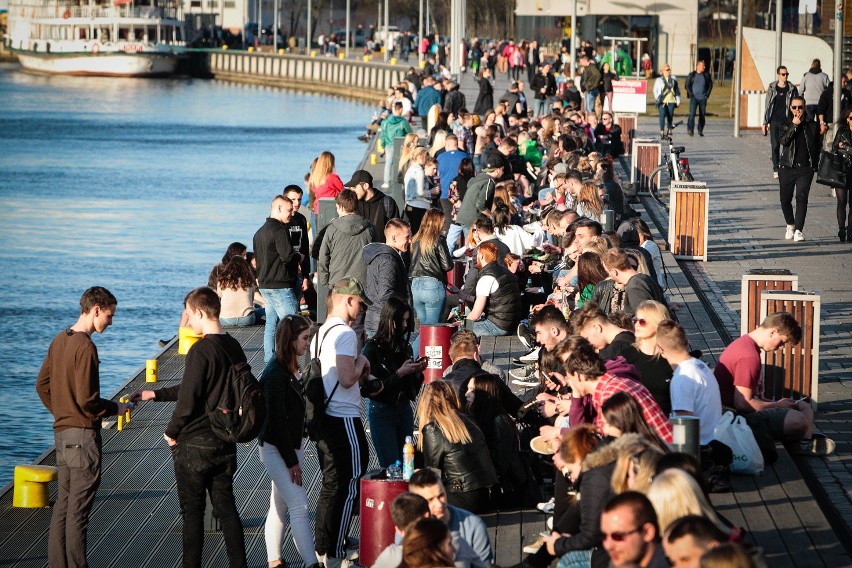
[13,4,181,21]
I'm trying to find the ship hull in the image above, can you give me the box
[15,50,178,77]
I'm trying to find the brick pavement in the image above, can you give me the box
[634,117,852,543]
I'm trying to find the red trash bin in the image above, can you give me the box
[360,472,409,567]
[419,324,455,383]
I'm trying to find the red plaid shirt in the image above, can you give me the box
[593,373,673,443]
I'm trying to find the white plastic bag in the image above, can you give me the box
[713,411,764,475]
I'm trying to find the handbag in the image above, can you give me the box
[816,150,847,189]
[712,411,764,475]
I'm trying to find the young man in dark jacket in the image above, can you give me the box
[318,189,375,288]
[531,63,557,117]
[283,184,314,312]
[778,96,821,242]
[685,60,713,136]
[132,287,249,568]
[254,195,301,364]
[363,218,412,335]
[347,169,400,241]
[762,65,799,178]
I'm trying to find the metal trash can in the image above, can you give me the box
[419,324,455,383]
[360,470,409,567]
[670,416,701,461]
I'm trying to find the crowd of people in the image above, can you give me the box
[36,38,847,568]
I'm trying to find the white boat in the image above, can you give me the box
[6,0,186,77]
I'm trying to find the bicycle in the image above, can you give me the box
[648,120,694,209]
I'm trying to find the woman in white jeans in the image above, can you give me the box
[258,315,319,568]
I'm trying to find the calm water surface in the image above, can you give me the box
[0,64,371,484]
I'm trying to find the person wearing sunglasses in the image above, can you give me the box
[762,65,799,179]
[600,491,669,567]
[830,108,852,242]
[777,95,820,242]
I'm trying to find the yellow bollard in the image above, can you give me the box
[310,49,317,57]
[248,46,254,53]
[370,153,377,165]
[146,359,158,382]
[278,48,284,55]
[419,60,426,69]
[376,139,383,152]
[222,44,228,50]
[338,52,345,59]
[390,57,397,65]
[363,55,370,62]
[13,465,57,508]
[178,326,202,355]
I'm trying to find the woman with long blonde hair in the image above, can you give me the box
[398,133,421,178]
[416,381,498,513]
[410,208,453,324]
[574,181,604,221]
[647,469,725,534]
[404,147,434,233]
[308,151,343,215]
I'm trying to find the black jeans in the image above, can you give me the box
[778,166,814,231]
[687,98,707,134]
[172,438,246,568]
[315,415,369,559]
[769,121,784,172]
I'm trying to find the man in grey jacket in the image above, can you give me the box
[762,65,799,178]
[799,58,830,121]
[318,189,375,288]
[362,218,412,335]
[456,160,503,238]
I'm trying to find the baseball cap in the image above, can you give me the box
[343,170,373,188]
[332,276,372,306]
[482,159,504,172]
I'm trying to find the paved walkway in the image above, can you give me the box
[632,116,852,549]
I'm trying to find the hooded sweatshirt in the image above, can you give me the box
[318,213,375,287]
[357,188,400,241]
[799,66,830,106]
[381,114,413,149]
[362,242,410,332]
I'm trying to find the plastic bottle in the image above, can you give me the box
[403,436,415,481]
[387,460,402,480]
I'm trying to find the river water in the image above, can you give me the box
[0,63,371,485]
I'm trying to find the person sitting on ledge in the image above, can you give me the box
[464,241,523,337]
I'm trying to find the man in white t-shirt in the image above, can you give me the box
[312,277,373,568]
[656,320,721,445]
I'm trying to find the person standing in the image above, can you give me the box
[381,102,414,189]
[579,55,601,115]
[799,58,830,121]
[531,63,557,117]
[348,169,400,242]
[254,195,302,364]
[685,60,713,137]
[283,185,314,313]
[778,96,820,242]
[363,218,413,337]
[132,287,249,568]
[410,208,453,324]
[831,109,852,242]
[473,68,494,116]
[653,64,681,138]
[317,189,375,288]
[37,286,127,568]
[313,278,373,568]
[762,66,799,179]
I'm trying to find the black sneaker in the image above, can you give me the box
[517,322,535,350]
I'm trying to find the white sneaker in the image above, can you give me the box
[380,182,390,189]
[519,346,541,363]
[785,225,795,240]
[509,364,537,382]
[794,230,805,242]
[546,516,553,530]
[536,497,555,513]
[773,171,779,179]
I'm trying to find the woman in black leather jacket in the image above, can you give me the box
[257,315,320,568]
[416,381,498,514]
[362,296,427,468]
[410,208,453,324]
[832,109,852,242]
[465,373,538,508]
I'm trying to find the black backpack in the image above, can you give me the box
[207,340,266,444]
[303,324,344,441]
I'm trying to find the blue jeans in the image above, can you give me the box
[448,224,469,256]
[687,97,707,133]
[366,399,415,468]
[220,310,259,327]
[383,144,396,186]
[658,102,676,132]
[471,318,509,337]
[584,89,599,114]
[535,98,549,117]
[260,288,299,365]
[411,277,447,325]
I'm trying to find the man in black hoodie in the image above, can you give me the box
[282,184,314,311]
[347,169,400,242]
[254,195,301,364]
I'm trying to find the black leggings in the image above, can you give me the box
[837,186,852,230]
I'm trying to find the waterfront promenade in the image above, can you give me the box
[1,59,851,566]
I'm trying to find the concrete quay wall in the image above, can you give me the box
[205,51,407,102]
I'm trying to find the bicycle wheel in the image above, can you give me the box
[648,165,670,209]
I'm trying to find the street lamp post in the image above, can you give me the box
[345,0,350,58]
[833,1,843,127]
[383,0,389,61]
[775,0,782,71]
[733,0,743,137]
[569,0,577,78]
[307,0,311,54]
[418,0,423,64]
